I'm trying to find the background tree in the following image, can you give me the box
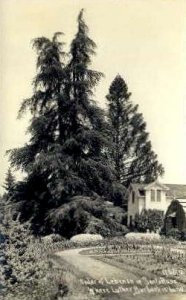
[3,168,15,199]
[106,75,164,187]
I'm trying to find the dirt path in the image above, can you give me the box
[56,247,186,300]
[57,247,138,280]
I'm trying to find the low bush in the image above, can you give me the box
[70,233,103,243]
[181,230,186,241]
[134,209,164,232]
[85,215,129,237]
[125,232,161,241]
[166,228,182,240]
[41,233,65,243]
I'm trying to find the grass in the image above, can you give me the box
[89,242,186,288]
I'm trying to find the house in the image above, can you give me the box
[127,181,186,226]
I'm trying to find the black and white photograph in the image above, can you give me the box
[0,0,186,299]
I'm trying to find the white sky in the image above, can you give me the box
[1,0,186,193]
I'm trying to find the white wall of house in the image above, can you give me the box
[139,197,145,214]
[127,182,172,226]
[127,190,138,226]
[145,189,167,211]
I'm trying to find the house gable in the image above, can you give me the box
[129,183,146,198]
[165,184,186,199]
[129,181,168,201]
[144,181,169,191]
[127,181,186,227]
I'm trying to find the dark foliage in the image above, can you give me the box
[46,196,128,238]
[134,209,164,232]
[162,200,186,234]
[106,75,164,187]
[166,228,182,240]
[7,11,115,236]
[109,182,127,206]
[65,9,114,197]
[6,12,164,237]
[46,196,105,238]
[3,168,15,199]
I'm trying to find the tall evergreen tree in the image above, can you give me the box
[8,33,67,231]
[64,9,114,196]
[106,75,164,186]
[7,11,115,234]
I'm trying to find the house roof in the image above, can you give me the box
[130,183,146,197]
[130,183,146,191]
[130,182,186,199]
[165,184,186,199]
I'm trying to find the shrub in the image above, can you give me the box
[163,200,186,234]
[46,196,128,238]
[41,234,64,243]
[181,230,186,241]
[102,216,129,237]
[84,214,129,237]
[46,196,106,238]
[0,204,69,300]
[167,228,182,240]
[70,233,103,243]
[125,232,161,241]
[134,209,164,232]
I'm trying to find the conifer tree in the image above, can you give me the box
[3,168,15,198]
[64,9,114,196]
[106,75,164,186]
[7,11,115,234]
[7,33,67,230]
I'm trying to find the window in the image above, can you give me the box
[139,189,145,196]
[132,191,135,203]
[157,190,161,202]
[151,190,155,201]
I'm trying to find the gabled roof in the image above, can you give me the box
[130,183,146,191]
[145,181,169,191]
[130,182,186,199]
[130,183,146,197]
[165,184,186,199]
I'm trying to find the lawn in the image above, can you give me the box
[80,237,186,295]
